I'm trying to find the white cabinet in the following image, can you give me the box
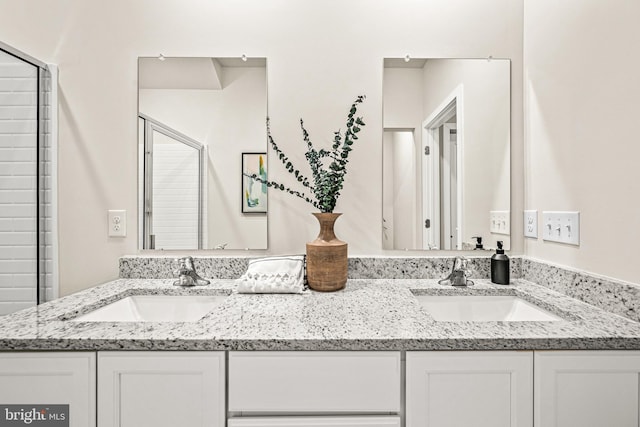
[535,350,640,427]
[228,416,401,427]
[0,352,96,427]
[228,351,401,427]
[406,351,533,427]
[229,351,401,413]
[97,351,225,427]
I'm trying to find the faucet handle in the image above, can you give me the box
[453,256,468,271]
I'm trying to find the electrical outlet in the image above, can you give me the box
[490,211,510,235]
[524,210,538,238]
[108,210,126,237]
[542,211,579,245]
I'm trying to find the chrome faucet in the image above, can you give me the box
[173,256,210,287]
[438,256,474,287]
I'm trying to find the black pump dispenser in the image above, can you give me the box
[491,241,510,285]
[472,236,484,250]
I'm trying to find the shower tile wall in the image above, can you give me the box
[41,69,54,303]
[0,51,38,315]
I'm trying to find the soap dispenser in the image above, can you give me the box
[491,241,510,285]
[472,236,484,250]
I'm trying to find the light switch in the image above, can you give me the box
[108,210,126,237]
[490,211,510,235]
[524,210,538,238]
[542,211,579,245]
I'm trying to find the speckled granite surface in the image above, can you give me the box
[120,256,250,279]
[523,258,640,323]
[1,277,639,351]
[119,255,523,280]
[347,256,522,280]
[120,255,639,323]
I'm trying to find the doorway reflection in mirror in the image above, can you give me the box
[383,58,510,251]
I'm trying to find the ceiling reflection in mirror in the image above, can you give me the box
[383,58,510,251]
[138,57,268,250]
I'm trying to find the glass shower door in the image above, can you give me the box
[0,48,38,315]
[141,115,204,250]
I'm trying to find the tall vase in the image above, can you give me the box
[306,213,347,292]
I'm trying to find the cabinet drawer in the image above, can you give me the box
[228,416,401,427]
[229,351,401,412]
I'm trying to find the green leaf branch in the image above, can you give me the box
[245,95,366,213]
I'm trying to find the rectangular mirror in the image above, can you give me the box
[138,57,268,250]
[383,58,510,251]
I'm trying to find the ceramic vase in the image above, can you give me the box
[306,212,347,292]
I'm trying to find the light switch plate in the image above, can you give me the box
[490,211,510,235]
[524,210,538,238]
[108,210,126,237]
[542,211,579,245]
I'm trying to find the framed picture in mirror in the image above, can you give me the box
[242,152,268,213]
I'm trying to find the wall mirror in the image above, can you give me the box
[383,58,510,251]
[138,57,268,250]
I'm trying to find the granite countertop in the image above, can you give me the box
[1,278,640,351]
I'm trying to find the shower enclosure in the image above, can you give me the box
[0,42,56,315]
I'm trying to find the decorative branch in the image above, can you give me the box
[246,95,366,213]
[266,119,314,191]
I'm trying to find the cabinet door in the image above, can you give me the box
[407,351,533,427]
[535,350,640,427]
[0,352,96,427]
[228,416,401,427]
[98,351,224,427]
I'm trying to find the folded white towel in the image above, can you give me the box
[237,255,305,294]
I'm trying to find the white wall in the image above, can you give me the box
[207,67,267,250]
[382,130,417,250]
[383,68,424,250]
[0,0,524,295]
[523,0,640,283]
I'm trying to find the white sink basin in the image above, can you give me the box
[72,295,227,322]
[415,295,562,322]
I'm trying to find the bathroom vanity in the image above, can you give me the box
[1,272,640,427]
